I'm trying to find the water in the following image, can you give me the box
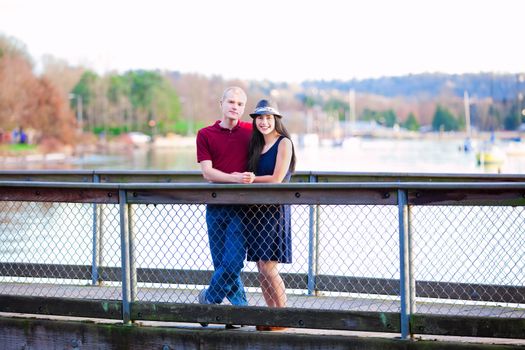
[60,138,525,174]
[1,137,524,312]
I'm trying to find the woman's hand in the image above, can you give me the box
[231,172,255,183]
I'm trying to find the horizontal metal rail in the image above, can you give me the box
[2,170,525,183]
[1,181,524,206]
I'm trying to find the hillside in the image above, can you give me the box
[302,73,523,101]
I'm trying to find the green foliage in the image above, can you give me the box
[361,108,397,127]
[403,112,420,131]
[432,105,460,131]
[126,70,163,111]
[71,70,98,106]
[151,79,182,134]
[324,98,349,121]
[0,143,37,153]
[382,110,397,127]
[107,125,129,136]
[71,69,184,135]
[300,95,317,108]
[107,75,131,103]
[504,104,521,130]
[172,120,190,135]
[91,126,105,135]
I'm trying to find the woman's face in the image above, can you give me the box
[255,114,276,135]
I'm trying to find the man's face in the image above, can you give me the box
[220,90,246,121]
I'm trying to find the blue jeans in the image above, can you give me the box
[204,205,248,305]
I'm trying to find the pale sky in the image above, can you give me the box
[0,0,523,82]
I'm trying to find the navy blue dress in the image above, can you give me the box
[246,136,292,263]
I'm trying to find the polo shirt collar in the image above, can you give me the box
[214,120,241,132]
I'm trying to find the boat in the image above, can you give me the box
[476,143,506,165]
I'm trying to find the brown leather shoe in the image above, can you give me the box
[256,325,288,331]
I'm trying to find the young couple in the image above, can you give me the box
[196,86,296,331]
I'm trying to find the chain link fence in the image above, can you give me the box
[411,205,525,317]
[0,181,524,324]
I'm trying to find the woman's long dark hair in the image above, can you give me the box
[247,116,296,174]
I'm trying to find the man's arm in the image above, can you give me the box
[200,160,254,183]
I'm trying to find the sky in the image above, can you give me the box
[0,0,523,83]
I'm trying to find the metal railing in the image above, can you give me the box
[0,171,524,339]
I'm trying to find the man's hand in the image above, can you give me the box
[232,172,255,183]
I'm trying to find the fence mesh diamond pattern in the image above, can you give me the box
[1,199,523,318]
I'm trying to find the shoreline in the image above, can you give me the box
[1,132,524,169]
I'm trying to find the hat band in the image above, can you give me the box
[253,106,279,115]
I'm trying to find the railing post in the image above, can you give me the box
[91,174,101,285]
[128,204,137,302]
[397,189,410,339]
[307,174,319,296]
[408,205,416,317]
[119,189,131,324]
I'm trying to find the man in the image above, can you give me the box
[196,86,254,308]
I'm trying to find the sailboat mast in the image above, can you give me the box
[348,89,356,137]
[464,90,471,137]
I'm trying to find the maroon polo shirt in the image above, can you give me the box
[196,120,253,173]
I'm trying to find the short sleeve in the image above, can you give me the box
[196,129,211,163]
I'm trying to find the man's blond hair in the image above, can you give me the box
[221,86,247,102]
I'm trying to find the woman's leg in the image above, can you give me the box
[257,261,287,308]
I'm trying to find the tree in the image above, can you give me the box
[107,74,132,133]
[403,112,420,131]
[432,105,459,131]
[382,109,397,127]
[323,98,348,121]
[30,77,76,145]
[151,78,182,134]
[0,35,76,146]
[124,70,163,131]
[41,55,84,97]
[503,104,521,130]
[71,70,98,130]
[0,35,37,130]
[361,108,397,127]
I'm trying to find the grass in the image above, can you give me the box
[0,143,38,155]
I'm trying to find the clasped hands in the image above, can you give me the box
[232,172,255,184]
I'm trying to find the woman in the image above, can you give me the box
[246,99,296,331]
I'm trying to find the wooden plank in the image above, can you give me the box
[4,317,515,350]
[316,173,525,183]
[0,187,119,203]
[0,295,122,319]
[127,188,398,205]
[1,291,524,339]
[0,174,93,182]
[408,189,525,206]
[412,313,525,339]
[100,173,206,183]
[132,302,401,333]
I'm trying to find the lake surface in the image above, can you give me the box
[3,137,525,174]
[65,137,525,174]
[1,136,524,315]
